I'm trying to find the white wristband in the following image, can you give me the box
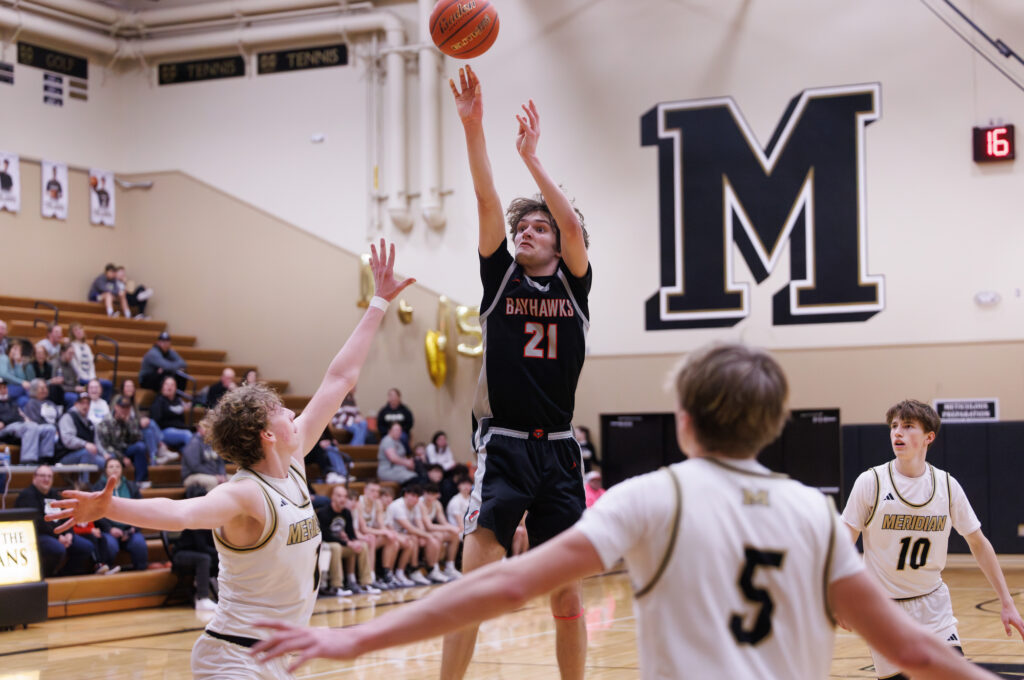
[369,296,389,312]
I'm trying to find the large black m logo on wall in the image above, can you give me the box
[643,84,885,330]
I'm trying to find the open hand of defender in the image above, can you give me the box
[449,64,483,123]
[368,237,415,302]
[515,99,541,159]
[252,620,357,672]
[46,475,118,534]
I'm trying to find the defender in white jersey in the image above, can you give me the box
[49,240,414,679]
[842,399,1024,680]
[253,344,996,680]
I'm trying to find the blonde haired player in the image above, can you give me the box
[48,240,414,680]
[842,399,1024,679]
[251,344,996,680]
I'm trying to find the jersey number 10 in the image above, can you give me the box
[524,322,558,359]
[896,537,930,571]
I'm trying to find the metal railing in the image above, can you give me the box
[32,300,59,326]
[93,334,120,389]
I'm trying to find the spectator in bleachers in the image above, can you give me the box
[439,462,467,508]
[92,457,149,571]
[330,389,369,445]
[425,431,456,471]
[140,332,188,391]
[0,319,8,356]
[377,388,413,446]
[377,422,418,486]
[150,375,193,450]
[243,369,259,386]
[35,323,63,362]
[355,480,404,591]
[73,518,120,575]
[180,422,226,493]
[68,323,113,401]
[446,473,473,535]
[88,263,130,318]
[114,378,168,464]
[386,484,448,585]
[115,266,154,320]
[54,344,83,410]
[205,368,236,409]
[0,341,32,407]
[16,465,93,576]
[575,425,598,472]
[23,379,59,430]
[57,393,106,474]
[317,486,380,596]
[85,379,111,427]
[419,483,462,580]
[0,378,57,463]
[96,396,151,485]
[411,442,431,481]
[28,344,67,408]
[317,428,352,484]
[168,489,219,611]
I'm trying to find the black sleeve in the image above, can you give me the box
[149,397,167,427]
[316,507,346,544]
[479,245,515,311]
[403,406,414,432]
[342,508,357,541]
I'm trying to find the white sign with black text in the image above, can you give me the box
[933,398,999,423]
[41,160,67,220]
[89,168,114,226]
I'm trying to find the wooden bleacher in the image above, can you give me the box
[1,292,323,616]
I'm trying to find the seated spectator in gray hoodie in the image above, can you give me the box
[139,331,187,391]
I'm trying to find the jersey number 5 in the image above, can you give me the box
[730,547,785,646]
[524,322,558,359]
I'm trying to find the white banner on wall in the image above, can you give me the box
[40,160,68,220]
[0,151,18,213]
[89,168,114,226]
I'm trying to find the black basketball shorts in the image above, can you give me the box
[463,425,586,551]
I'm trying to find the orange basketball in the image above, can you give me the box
[429,0,499,60]
[89,175,98,189]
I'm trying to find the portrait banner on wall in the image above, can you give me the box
[0,151,19,213]
[89,168,114,226]
[40,160,67,220]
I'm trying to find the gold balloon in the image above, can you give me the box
[357,253,373,308]
[397,299,414,324]
[425,330,447,388]
[436,295,451,352]
[455,304,482,357]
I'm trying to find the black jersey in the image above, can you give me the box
[473,245,591,431]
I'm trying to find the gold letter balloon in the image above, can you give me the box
[456,304,482,357]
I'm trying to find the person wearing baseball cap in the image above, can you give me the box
[139,330,187,391]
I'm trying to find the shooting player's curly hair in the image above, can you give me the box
[506,193,589,251]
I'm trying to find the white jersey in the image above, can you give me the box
[419,497,442,524]
[207,463,322,639]
[576,457,862,680]
[447,493,470,528]
[842,461,980,599]
[358,495,380,529]
[386,497,420,534]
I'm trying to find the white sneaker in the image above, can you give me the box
[360,582,382,594]
[408,570,432,586]
[443,564,462,579]
[325,472,347,484]
[137,288,154,301]
[195,597,216,611]
[155,447,180,464]
[138,481,152,489]
[428,565,450,584]
[394,571,416,587]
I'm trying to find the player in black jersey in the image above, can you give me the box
[442,65,592,680]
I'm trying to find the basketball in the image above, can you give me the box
[429,0,499,60]
[89,175,98,188]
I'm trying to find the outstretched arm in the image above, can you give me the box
[831,570,999,679]
[295,239,414,459]
[515,99,588,278]
[450,65,505,257]
[964,529,1024,642]
[47,475,264,533]
[252,528,603,672]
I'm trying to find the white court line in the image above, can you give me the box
[300,614,639,678]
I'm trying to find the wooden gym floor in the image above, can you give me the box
[2,564,1023,678]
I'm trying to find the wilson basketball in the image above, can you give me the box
[429,0,500,60]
